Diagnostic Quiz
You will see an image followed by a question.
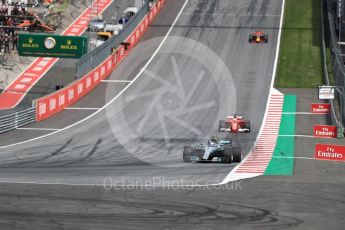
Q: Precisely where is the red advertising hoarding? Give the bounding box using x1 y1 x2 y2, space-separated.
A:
311 103 330 114
313 125 337 138
315 144 345 161
35 0 166 121
0 0 113 110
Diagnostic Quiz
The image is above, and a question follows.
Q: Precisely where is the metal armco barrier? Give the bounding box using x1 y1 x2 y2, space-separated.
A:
321 0 340 126
0 107 36 134
325 0 345 125
35 0 166 121
77 0 152 78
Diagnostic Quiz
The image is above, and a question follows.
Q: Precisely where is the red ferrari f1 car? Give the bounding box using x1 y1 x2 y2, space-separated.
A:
248 31 268 43
219 115 251 133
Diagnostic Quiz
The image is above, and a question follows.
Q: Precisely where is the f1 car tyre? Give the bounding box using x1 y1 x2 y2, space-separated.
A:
219 120 226 132
244 120 251 132
248 35 253 43
183 146 192 163
223 146 233 163
232 147 242 163
264 34 268 43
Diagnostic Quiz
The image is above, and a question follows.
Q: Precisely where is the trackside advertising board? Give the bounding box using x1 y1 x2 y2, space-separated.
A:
0 0 113 110
318 85 335 99
313 125 337 138
18 34 88 58
35 0 166 121
311 103 330 114
315 144 345 161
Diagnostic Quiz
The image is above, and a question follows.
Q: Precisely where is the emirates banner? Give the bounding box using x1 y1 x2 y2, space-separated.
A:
313 125 337 138
311 103 330 114
315 144 345 161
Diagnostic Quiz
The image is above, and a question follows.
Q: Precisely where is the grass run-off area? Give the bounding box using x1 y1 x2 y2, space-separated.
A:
275 0 323 88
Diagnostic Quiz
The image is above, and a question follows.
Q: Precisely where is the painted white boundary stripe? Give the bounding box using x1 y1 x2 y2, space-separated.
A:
101 80 133 83
223 91 283 180
65 107 100 110
181 13 281 17
0 0 289 187
222 0 286 183
0 0 190 150
0 180 228 187
16 128 61 131
234 93 284 173
273 156 345 161
282 112 328 115
279 134 334 138
279 134 310 137
279 134 313 137
0 0 226 188
272 156 315 160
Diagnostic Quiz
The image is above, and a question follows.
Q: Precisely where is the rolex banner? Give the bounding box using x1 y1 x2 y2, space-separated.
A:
18 34 88 59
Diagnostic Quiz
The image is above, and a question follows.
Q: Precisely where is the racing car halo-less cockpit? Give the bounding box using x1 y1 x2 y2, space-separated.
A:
249 31 268 43
119 7 138 24
183 136 242 163
219 115 251 133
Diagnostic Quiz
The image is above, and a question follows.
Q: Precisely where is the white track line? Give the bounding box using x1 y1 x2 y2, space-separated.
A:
16 128 61 131
0 0 189 150
279 134 334 138
272 156 315 160
0 181 101 186
282 112 329 115
181 13 281 17
101 80 133 83
222 0 286 183
0 180 228 187
65 107 100 110
271 156 344 161
268 0 286 105
279 134 314 137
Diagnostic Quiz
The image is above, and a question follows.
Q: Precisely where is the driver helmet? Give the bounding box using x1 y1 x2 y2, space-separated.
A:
208 135 218 147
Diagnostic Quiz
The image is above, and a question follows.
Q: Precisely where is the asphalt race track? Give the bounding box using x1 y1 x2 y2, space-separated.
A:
0 0 344 229
0 0 281 183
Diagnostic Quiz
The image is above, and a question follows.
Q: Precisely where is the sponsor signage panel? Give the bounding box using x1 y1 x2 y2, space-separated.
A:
18 34 88 58
35 0 166 121
311 103 330 114
315 144 345 161
313 125 337 138
318 85 335 100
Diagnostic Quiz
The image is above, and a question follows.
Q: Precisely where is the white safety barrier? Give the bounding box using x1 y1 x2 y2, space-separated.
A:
0 107 36 134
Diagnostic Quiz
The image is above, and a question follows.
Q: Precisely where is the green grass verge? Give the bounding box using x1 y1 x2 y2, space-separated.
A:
275 0 323 88
265 95 296 175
